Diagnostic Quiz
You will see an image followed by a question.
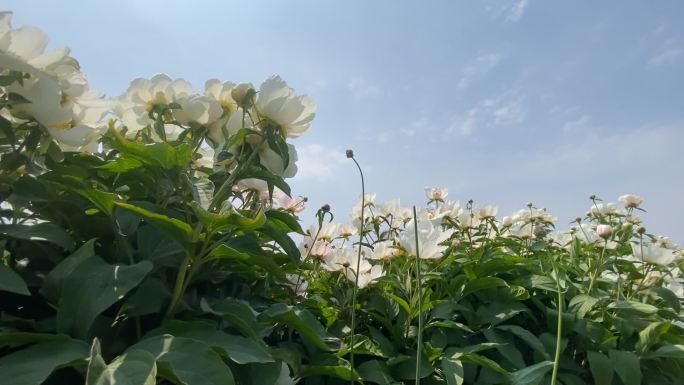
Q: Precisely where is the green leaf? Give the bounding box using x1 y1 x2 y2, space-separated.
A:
0 339 89 385
509 361 554 385
243 362 294 385
110 131 193 169
642 344 684 359
389 354 434 380
149 320 273 364
114 201 194 252
265 210 304 234
131 334 235 385
483 329 526 369
299 364 353 381
190 202 266 233
260 303 340 351
497 325 551 360
357 360 395 385
587 351 613 385
258 222 301 262
86 339 157 385
98 155 143 172
568 294 599 319
0 333 68 348
41 239 96 303
57 256 152 338
0 264 30 295
460 353 510 376
200 298 261 340
608 300 659 314
441 356 464 385
609 350 642 385
637 322 671 353
461 277 509 297
0 223 74 251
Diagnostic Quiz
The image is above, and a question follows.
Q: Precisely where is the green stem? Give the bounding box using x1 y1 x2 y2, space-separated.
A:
348 154 365 385
209 139 262 211
587 241 607 293
165 254 191 318
550 274 563 385
413 206 424 385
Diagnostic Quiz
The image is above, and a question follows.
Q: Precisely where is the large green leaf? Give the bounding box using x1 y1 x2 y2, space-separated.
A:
86 339 156 385
0 223 74 251
149 320 273 364
260 303 340 351
258 222 301 262
587 351 613 385
389 354 434 380
642 344 684 359
243 362 294 385
114 201 194 252
110 130 193 169
265 210 304 234
131 334 235 385
0 339 89 385
0 264 30 295
461 277 509 297
56 256 152 338
497 325 550 360
483 329 525 369
637 322 671 353
200 298 262 340
441 356 464 385
609 350 642 385
509 361 554 385
608 300 658 314
41 239 96 302
0 333 68 348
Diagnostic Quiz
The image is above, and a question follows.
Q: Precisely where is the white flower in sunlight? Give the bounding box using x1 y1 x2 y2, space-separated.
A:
438 200 463 220
573 224 600 244
654 236 676 250
323 247 371 273
425 186 448 201
304 239 333 260
477 204 498 220
232 178 270 201
457 212 480 230
618 194 643 209
632 243 676 266
352 265 384 289
336 223 358 238
370 240 397 261
399 219 453 259
286 274 308 297
512 208 557 224
256 75 316 138
548 232 572 247
501 216 514 228
208 108 253 147
351 193 377 219
589 203 621 217
252 140 298 178
174 94 222 126
307 222 338 241
509 224 535 240
205 79 238 114
596 224 612 239
115 74 193 132
378 199 401 218
0 12 79 78
274 190 306 213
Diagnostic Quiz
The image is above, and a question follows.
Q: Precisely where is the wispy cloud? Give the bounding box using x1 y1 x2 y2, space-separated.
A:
649 43 682 66
506 0 530 23
348 77 381 99
562 114 591 131
447 93 526 136
457 53 502 89
486 0 530 23
292 144 347 182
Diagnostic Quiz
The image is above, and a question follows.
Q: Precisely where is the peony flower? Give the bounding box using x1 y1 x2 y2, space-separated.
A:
353 265 384 289
632 243 676 266
307 222 338 241
425 187 448 201
370 240 397 261
477 204 498 220
457 212 480 230
174 94 222 127
336 223 358 238
274 191 305 213
256 76 316 138
399 219 453 259
618 194 643 209
323 247 371 274
589 203 621 217
286 274 308 296
501 216 514 228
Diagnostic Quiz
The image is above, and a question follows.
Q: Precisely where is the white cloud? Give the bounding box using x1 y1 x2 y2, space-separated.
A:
649 45 682 66
292 144 347 182
506 0 530 23
562 114 590 131
447 93 526 136
348 77 381 99
457 53 502 89
400 117 430 137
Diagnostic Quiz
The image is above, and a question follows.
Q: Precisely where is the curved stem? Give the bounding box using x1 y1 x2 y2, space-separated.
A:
550 270 563 385
165 253 191 318
348 154 365 385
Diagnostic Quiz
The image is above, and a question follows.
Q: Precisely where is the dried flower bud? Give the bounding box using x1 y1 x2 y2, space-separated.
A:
321 204 331 212
346 149 354 158
589 194 597 200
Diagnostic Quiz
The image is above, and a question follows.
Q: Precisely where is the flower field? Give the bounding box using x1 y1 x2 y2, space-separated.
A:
1 11 683 385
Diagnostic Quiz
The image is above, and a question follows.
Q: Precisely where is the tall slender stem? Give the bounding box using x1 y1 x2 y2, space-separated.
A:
413 206 424 385
348 151 365 385
165 254 191 318
550 269 563 385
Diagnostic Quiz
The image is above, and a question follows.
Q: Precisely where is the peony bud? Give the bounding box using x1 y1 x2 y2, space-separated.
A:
502 216 513 228
231 83 256 109
596 224 612 239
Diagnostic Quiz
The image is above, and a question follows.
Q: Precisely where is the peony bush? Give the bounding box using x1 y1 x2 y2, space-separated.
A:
1 11 683 385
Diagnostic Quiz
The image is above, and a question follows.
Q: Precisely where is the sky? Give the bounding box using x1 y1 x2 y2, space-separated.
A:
5 0 684 242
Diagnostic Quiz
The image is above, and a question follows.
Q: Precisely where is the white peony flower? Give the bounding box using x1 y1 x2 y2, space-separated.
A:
425 187 448 201
618 194 643 209
399 219 453 259
174 94 222 126
370 240 397 261
353 265 384 289
477 204 499 220
336 223 358 238
256 75 316 138
632 243 676 266
457 212 480 230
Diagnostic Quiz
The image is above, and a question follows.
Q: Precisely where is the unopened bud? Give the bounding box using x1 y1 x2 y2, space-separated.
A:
526 202 533 208
589 194 597 200
321 204 330 212
231 83 256 109
637 226 646 235
596 224 612 239
346 149 354 158
502 216 513 228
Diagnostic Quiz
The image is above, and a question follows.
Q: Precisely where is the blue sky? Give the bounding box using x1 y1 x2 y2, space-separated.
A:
6 0 684 241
